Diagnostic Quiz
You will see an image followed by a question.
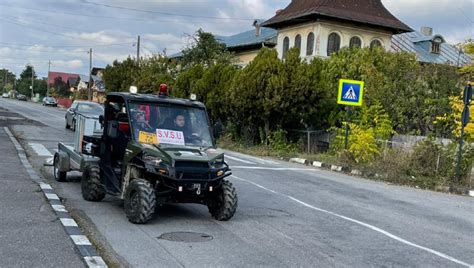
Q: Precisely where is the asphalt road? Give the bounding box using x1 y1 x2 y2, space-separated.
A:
1 97 473 268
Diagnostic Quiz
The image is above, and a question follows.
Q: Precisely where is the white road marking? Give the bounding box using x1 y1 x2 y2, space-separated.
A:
225 155 256 165
84 256 108 268
225 151 278 165
232 175 473 268
52 204 67 212
60 218 78 227
39 182 52 190
28 143 53 157
70 235 92 246
232 166 318 171
45 193 59 200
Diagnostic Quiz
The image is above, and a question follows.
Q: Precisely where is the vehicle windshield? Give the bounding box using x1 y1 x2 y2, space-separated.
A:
77 103 104 113
128 102 213 148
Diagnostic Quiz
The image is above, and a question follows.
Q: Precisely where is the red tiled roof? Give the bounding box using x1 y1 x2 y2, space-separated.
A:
261 0 412 33
48 72 80 85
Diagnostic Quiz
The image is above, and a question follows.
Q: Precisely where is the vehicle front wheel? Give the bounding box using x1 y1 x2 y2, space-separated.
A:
53 154 67 182
65 118 70 129
124 179 156 224
207 180 238 221
81 164 105 202
71 119 76 131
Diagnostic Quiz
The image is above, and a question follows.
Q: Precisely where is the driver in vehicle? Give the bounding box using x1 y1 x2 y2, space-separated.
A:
172 114 197 139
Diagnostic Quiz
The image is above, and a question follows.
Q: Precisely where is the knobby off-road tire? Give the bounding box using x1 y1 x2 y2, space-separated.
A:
208 180 238 221
81 164 106 202
53 154 67 182
124 179 157 224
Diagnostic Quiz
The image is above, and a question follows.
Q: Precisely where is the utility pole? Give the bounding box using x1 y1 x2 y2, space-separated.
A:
46 60 51 96
30 66 34 100
3 70 6 93
88 48 92 101
136 35 141 66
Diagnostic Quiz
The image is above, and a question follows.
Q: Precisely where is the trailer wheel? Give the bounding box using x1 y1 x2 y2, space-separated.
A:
208 180 238 221
81 164 105 202
53 154 67 182
124 179 156 224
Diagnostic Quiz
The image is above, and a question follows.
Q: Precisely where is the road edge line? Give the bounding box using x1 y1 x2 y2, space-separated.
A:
4 127 108 268
231 175 473 268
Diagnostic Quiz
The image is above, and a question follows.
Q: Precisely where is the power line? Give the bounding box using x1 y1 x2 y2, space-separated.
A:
0 41 135 49
0 2 251 23
81 0 255 21
0 17 135 47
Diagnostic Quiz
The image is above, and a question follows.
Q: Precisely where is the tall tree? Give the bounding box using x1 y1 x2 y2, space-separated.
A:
180 29 234 67
0 68 16 91
16 65 36 96
103 57 139 93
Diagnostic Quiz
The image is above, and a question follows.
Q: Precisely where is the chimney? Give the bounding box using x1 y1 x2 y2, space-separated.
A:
253 20 261 37
420 26 433 36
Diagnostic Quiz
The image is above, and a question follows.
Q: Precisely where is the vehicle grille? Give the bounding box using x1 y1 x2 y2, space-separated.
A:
177 171 210 180
174 161 209 168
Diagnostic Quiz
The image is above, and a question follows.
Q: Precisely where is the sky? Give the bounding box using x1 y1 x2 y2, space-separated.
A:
0 0 472 78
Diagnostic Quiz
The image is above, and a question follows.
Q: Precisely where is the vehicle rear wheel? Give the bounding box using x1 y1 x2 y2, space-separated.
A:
81 164 105 202
65 118 70 129
124 179 156 224
53 154 67 182
208 180 238 221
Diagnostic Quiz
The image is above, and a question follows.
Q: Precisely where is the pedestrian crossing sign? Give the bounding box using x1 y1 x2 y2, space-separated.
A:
337 79 364 106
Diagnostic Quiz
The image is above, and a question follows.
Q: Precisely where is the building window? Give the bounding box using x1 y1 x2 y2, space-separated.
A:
327 33 341 55
295 35 301 51
431 43 441 54
370 39 382 48
431 37 443 54
349 36 362 48
306 33 315 56
283 36 290 56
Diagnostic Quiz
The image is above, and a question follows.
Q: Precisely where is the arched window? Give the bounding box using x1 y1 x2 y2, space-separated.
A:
306 32 315 56
349 36 362 48
295 35 301 51
370 39 382 48
283 36 290 56
327 33 341 55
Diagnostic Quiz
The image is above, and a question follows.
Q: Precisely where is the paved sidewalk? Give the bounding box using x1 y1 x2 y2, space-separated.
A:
0 128 84 267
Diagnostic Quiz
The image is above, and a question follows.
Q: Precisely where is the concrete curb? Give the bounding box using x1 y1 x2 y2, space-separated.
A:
285 155 473 197
4 127 108 268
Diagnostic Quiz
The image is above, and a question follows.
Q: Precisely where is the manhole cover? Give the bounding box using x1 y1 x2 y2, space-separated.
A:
158 232 213 242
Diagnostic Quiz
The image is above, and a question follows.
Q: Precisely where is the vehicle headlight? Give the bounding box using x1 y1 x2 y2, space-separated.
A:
210 155 225 169
143 155 164 166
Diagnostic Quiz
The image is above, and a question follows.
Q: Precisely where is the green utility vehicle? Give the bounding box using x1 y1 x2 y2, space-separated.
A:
54 87 237 224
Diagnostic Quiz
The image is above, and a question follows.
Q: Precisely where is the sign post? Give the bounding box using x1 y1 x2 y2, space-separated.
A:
337 79 365 149
456 84 472 181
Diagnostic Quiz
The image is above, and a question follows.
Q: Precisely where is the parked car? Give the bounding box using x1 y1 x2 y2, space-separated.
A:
42 96 58 107
65 101 104 131
17 94 27 101
2 93 9 98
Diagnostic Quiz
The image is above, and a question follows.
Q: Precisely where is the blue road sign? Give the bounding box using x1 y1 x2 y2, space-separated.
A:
337 79 365 106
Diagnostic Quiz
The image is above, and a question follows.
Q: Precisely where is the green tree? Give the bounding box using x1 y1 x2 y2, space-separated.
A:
180 29 234 67
103 57 139 93
174 64 205 98
17 65 36 96
230 48 287 143
0 68 16 92
193 63 238 121
137 56 177 93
